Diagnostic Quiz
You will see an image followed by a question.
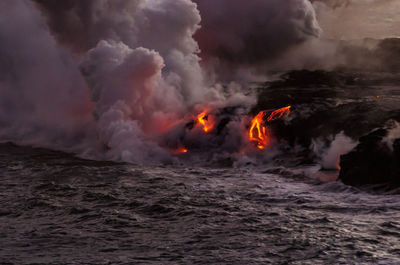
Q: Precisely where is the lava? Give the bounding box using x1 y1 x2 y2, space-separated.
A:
172 147 188 155
249 111 269 149
267 106 291 122
197 110 214 133
249 106 291 150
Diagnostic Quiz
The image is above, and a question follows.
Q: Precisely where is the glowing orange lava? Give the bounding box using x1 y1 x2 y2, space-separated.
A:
197 111 214 133
267 106 291 122
249 111 269 149
172 147 188 155
249 106 291 150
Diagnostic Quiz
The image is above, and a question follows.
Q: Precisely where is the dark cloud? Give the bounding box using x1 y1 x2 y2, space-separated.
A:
194 0 321 64
33 0 143 52
0 0 92 147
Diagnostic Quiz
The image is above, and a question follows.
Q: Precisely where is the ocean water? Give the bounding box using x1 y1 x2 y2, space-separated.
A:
1 143 400 264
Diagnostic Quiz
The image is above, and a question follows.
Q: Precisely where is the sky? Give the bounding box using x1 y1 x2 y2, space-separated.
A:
314 0 400 39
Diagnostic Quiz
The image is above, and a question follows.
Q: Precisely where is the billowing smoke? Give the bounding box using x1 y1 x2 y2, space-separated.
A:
195 0 320 63
32 0 213 163
35 0 206 104
81 41 176 162
33 0 144 53
255 0 400 73
383 121 400 151
0 0 205 162
312 132 357 170
0 0 93 150
193 0 321 80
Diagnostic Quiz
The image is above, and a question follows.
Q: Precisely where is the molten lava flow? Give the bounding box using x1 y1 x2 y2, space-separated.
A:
249 111 269 149
249 106 291 150
267 106 291 122
197 111 214 133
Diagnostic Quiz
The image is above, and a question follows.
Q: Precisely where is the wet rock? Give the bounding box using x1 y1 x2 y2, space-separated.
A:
339 129 400 189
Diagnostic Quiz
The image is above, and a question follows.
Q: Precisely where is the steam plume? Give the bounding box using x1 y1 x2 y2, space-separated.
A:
0 0 92 149
195 0 320 64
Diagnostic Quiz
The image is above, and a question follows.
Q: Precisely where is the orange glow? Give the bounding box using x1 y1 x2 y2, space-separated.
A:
249 106 291 150
197 111 214 133
267 106 291 122
172 147 188 155
249 111 269 149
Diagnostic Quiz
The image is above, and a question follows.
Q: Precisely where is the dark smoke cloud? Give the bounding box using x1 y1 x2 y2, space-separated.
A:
34 0 323 79
35 0 321 63
0 0 93 148
33 0 143 52
194 0 321 64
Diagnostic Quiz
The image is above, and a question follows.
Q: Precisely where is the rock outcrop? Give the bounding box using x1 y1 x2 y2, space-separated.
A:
339 129 400 189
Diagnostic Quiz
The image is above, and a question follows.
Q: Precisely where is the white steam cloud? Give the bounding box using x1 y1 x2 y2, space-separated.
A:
312 132 357 169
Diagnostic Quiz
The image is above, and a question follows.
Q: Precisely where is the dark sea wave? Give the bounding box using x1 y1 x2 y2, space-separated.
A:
1 143 400 264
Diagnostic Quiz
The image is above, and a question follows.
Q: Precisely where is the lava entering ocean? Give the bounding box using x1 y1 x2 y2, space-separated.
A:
168 106 291 156
249 106 291 150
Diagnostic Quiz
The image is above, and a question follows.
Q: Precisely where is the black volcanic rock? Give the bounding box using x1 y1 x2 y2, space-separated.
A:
253 70 400 149
276 70 356 88
375 38 400 72
339 129 400 189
